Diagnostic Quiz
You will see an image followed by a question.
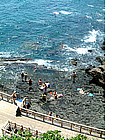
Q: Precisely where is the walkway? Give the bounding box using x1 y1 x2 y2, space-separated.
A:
0 100 103 140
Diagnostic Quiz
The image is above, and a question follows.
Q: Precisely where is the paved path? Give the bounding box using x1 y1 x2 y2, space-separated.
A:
0 100 102 140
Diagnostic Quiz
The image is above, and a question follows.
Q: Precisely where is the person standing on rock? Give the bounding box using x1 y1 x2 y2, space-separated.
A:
71 71 77 83
24 72 28 82
28 78 32 91
43 83 47 95
21 72 24 82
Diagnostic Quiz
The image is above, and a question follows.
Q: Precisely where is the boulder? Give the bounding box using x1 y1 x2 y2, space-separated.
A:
95 56 105 65
101 40 105 50
85 65 105 89
70 59 78 66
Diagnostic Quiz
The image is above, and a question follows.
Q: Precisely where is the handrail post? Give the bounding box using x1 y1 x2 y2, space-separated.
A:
2 129 4 136
89 128 92 135
61 121 63 127
100 131 102 138
34 112 35 119
43 116 45 122
26 109 28 116
7 96 9 102
52 118 54 124
80 126 82 133
0 93 2 100
70 123 72 130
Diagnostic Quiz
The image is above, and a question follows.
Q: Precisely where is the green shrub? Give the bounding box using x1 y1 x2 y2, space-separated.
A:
0 130 90 140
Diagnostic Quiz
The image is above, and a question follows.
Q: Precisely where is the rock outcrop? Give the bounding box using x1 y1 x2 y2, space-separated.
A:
85 64 105 89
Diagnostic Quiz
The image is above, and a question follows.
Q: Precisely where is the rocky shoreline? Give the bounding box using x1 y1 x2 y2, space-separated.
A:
0 52 105 129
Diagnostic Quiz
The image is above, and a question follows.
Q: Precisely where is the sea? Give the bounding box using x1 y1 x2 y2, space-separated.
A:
0 0 105 72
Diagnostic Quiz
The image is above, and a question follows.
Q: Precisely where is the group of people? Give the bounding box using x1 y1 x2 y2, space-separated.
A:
10 89 32 116
41 90 63 102
21 72 33 91
38 79 50 101
16 70 76 118
21 70 77 93
21 72 28 82
23 101 31 109
38 79 63 102
7 123 39 137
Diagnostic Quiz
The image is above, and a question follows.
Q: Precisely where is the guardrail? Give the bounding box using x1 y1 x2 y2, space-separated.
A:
0 91 12 103
0 91 105 139
20 107 105 139
1 121 41 137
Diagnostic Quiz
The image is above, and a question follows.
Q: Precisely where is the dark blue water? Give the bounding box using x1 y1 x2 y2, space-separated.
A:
0 0 105 71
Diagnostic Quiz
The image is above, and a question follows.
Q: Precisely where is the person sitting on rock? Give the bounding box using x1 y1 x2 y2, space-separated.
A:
53 91 58 99
79 89 85 94
41 93 47 102
38 78 42 86
49 90 53 95
45 81 50 88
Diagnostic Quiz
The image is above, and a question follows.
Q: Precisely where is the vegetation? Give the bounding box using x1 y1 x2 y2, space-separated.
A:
0 130 92 140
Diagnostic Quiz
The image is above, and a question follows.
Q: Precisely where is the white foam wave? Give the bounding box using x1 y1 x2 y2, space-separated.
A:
28 19 46 24
75 48 89 55
62 44 75 52
86 15 92 19
59 10 72 15
28 59 53 66
53 11 60 15
53 11 72 16
0 66 5 71
28 58 75 72
83 29 99 43
97 19 103 22
96 13 102 16
0 52 12 58
87 5 94 8
62 44 91 55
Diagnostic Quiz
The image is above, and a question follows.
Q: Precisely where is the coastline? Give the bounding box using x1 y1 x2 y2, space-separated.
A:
0 55 105 129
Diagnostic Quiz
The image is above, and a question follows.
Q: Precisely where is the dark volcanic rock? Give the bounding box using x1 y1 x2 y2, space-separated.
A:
70 59 78 66
95 56 105 65
0 60 105 129
101 40 105 50
85 65 105 89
